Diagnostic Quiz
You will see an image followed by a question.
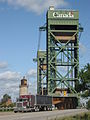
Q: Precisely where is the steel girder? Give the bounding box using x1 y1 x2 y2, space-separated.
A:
37 51 47 95
47 28 79 95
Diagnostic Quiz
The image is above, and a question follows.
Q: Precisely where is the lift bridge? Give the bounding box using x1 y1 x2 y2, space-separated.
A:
34 7 83 109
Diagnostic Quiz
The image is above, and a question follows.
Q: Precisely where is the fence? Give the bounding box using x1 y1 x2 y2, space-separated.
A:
0 107 14 112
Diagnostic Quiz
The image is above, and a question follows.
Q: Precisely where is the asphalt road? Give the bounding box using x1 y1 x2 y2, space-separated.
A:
0 109 88 120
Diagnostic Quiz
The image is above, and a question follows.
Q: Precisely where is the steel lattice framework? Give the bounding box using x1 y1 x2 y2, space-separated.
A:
46 9 79 95
37 51 47 95
36 8 83 97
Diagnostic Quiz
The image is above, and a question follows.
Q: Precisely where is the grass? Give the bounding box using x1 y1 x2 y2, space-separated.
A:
51 112 90 120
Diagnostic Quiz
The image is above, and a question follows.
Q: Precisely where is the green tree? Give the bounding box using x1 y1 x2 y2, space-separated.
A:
77 63 90 92
87 99 90 110
1 94 11 103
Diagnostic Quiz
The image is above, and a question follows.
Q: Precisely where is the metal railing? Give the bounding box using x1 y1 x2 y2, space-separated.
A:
0 107 14 112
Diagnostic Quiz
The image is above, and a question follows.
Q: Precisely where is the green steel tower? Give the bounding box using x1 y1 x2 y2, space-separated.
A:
46 7 79 95
36 7 83 99
37 51 47 95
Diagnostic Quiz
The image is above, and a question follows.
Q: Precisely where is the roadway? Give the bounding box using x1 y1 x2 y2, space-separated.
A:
0 109 88 120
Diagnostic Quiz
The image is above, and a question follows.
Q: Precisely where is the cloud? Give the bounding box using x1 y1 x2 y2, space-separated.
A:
0 71 21 100
0 71 21 80
0 0 68 14
27 69 37 78
0 68 37 100
0 61 8 69
79 42 86 56
25 69 37 94
3 82 19 95
5 82 19 88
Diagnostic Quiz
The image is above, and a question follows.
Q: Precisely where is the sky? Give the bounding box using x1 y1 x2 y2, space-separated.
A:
0 0 90 101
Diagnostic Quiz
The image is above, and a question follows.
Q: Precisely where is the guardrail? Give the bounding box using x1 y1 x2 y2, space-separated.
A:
0 107 14 112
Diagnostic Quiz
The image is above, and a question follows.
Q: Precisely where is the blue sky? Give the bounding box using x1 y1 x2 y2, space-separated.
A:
0 0 90 100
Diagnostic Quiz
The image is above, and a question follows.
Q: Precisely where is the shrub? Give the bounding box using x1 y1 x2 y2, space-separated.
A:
87 99 90 110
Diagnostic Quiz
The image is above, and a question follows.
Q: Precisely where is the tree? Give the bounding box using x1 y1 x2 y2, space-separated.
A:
77 63 90 92
81 90 90 97
87 99 90 110
1 94 11 103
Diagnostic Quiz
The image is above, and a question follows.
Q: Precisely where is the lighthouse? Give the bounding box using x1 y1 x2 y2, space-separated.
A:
19 76 29 96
